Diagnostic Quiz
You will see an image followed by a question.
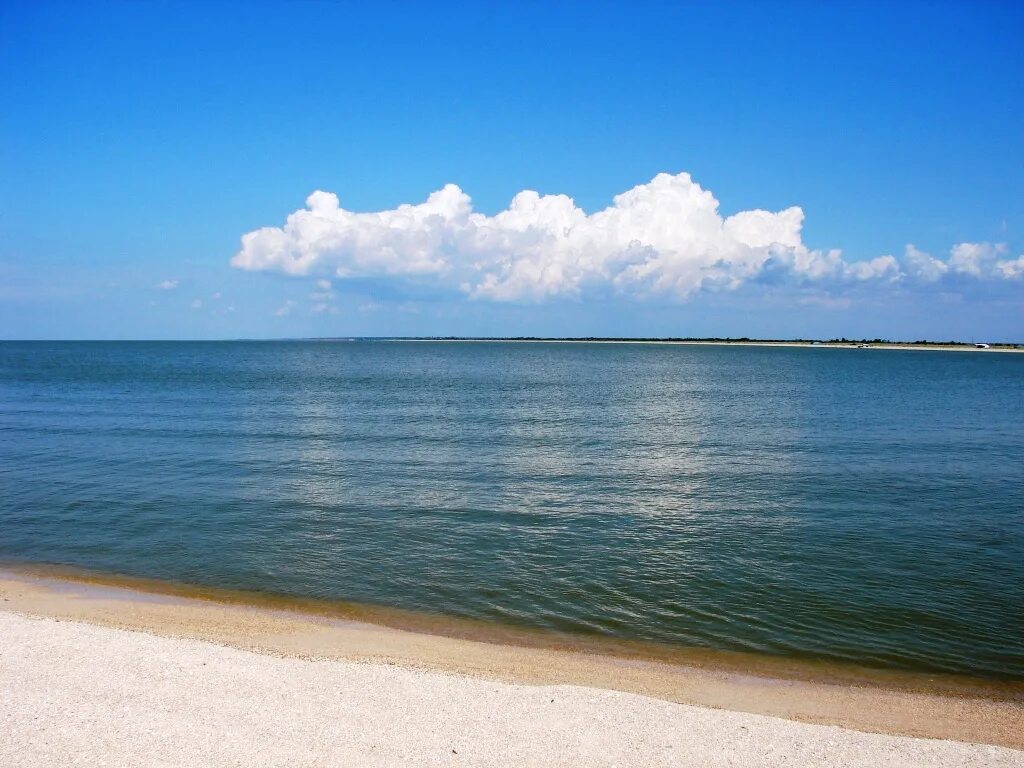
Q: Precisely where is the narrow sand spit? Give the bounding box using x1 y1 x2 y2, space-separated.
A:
0 613 1020 768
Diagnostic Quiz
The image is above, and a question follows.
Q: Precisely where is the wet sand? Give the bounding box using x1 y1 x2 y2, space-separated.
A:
1 567 1022 764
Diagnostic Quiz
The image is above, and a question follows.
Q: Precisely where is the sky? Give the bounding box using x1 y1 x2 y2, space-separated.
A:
1 1 1022 341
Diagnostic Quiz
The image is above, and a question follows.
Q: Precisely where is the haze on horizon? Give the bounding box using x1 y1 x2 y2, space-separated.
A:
1 1 1021 341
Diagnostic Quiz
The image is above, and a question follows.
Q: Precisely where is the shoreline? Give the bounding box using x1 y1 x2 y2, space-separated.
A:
5 338 1023 352
2 566 1021 750
386 338 1024 352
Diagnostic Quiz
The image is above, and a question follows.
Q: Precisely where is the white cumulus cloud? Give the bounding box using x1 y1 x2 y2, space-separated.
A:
156 279 179 290
902 245 948 282
231 173 1021 302
996 255 1024 279
902 242 1023 282
948 242 1006 277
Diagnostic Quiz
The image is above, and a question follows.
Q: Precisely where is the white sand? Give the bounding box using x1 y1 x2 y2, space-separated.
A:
1 612 1019 767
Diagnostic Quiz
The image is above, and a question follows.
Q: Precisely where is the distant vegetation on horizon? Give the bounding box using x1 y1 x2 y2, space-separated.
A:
370 337 1023 348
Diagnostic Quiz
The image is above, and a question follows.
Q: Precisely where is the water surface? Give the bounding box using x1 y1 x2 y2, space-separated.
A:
1 341 1021 678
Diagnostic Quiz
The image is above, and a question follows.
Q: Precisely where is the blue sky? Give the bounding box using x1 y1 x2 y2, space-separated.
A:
1 1 1022 340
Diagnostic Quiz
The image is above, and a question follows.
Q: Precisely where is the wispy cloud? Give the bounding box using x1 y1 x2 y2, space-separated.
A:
309 280 335 303
156 279 179 291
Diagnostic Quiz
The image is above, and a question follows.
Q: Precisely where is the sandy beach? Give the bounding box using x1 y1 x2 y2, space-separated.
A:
1 570 1021 766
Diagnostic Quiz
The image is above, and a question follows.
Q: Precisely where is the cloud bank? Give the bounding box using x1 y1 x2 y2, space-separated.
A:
231 173 1021 302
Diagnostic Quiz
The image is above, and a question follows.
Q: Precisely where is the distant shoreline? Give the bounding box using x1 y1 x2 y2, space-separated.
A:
383 337 1024 352
4 338 1023 351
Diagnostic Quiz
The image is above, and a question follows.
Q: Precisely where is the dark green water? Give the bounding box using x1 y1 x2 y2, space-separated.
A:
1 340 1022 678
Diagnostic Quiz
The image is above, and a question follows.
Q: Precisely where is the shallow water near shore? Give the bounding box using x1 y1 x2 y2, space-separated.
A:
4 563 1022 705
1 340 1022 679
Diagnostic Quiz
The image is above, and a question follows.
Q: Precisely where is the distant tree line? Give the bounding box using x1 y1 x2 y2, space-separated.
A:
396 336 1022 347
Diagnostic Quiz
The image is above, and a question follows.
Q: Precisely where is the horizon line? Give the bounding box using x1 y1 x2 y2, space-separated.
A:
2 336 1021 346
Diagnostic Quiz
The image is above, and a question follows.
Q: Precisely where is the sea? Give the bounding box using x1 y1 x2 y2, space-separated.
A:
1 340 1022 679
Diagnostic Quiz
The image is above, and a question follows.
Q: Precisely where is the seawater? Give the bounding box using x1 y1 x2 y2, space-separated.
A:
1 340 1022 679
